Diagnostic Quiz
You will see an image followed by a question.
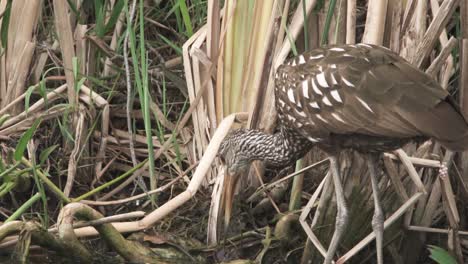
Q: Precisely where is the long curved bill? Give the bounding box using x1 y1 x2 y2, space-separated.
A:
220 166 241 230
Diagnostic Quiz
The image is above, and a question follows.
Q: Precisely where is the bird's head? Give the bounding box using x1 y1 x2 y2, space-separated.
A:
218 128 256 228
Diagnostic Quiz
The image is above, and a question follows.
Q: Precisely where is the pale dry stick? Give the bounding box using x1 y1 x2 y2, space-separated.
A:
398 1 418 61
299 174 329 258
206 0 220 133
79 85 110 177
183 26 208 163
221 0 236 114
74 25 87 74
452 163 468 195
150 100 176 130
53 0 77 104
439 155 460 225
247 1 282 128
0 221 24 241
0 79 61 116
214 4 228 122
124 0 139 168
110 129 162 147
111 106 176 131
430 0 455 88
419 171 444 227
0 106 67 136
415 1 428 42
426 37 458 77
190 30 211 163
388 0 402 53
208 167 224 244
401 0 417 35
0 1 6 104
31 41 59 83
251 163 282 214
247 158 329 202
346 0 356 44
394 149 427 193
301 174 335 263
411 0 460 68
103 2 125 76
0 84 66 129
211 1 242 119
438 153 463 261
362 0 388 45
337 192 424 263
83 162 198 206
383 153 441 168
49 211 146 231
460 2 468 230
408 225 468 236
96 165 149 202
310 171 334 230
461 0 468 116
241 0 277 119
399 1 426 61
383 156 410 203
4 1 40 112
64 105 86 197
93 153 119 184
5 43 35 114
188 58 212 116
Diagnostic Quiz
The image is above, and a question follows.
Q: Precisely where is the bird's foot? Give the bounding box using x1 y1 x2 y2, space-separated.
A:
438 162 448 180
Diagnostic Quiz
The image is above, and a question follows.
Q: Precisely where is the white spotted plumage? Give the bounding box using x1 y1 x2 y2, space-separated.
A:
312 80 323 95
356 96 374 113
302 80 309 98
316 72 329 88
330 90 342 103
287 88 295 103
330 47 346 52
341 76 355 87
322 96 332 106
309 102 320 109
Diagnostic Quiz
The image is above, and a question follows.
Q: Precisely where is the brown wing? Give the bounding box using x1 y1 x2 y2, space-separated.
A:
275 43 468 149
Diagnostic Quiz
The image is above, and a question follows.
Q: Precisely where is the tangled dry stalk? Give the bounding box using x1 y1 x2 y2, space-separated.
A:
0 0 467 263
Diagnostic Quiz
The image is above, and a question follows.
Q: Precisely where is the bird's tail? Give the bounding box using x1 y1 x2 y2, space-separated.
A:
425 98 468 152
438 132 468 152
398 97 468 152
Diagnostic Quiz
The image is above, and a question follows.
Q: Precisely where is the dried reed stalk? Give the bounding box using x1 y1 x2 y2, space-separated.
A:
362 0 388 44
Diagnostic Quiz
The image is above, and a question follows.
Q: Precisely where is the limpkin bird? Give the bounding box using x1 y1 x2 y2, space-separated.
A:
218 43 468 264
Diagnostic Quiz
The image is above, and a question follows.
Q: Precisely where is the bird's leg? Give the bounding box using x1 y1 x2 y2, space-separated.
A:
324 155 348 264
366 153 384 264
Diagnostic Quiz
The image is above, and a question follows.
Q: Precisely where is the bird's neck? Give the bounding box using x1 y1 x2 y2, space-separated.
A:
249 125 314 167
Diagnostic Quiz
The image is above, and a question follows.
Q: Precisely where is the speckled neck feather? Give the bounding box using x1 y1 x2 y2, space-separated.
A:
220 126 314 168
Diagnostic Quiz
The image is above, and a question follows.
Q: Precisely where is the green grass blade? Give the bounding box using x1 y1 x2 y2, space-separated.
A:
159 34 183 55
14 119 41 161
428 245 457 264
177 0 193 37
5 193 41 223
321 0 337 46
105 0 125 33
